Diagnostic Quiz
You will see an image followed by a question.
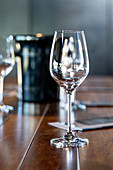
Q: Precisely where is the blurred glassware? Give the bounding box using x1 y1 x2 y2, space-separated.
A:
0 36 15 113
60 87 86 110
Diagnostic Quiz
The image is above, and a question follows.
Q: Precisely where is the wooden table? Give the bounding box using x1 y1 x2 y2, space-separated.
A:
1 76 113 170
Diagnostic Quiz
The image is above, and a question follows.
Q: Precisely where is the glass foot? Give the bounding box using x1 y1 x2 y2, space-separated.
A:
72 102 86 110
50 136 89 148
0 105 14 113
5 105 14 111
60 102 86 111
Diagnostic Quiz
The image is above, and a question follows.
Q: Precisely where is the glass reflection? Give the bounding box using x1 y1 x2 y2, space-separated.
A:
66 147 80 170
17 100 40 116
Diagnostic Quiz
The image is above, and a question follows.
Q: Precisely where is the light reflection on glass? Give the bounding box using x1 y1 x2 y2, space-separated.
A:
16 43 21 51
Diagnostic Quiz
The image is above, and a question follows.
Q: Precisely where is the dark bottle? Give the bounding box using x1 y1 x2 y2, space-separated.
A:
14 34 59 102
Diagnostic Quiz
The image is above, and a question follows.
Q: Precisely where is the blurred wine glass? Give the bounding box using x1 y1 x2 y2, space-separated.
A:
0 36 15 113
50 30 89 148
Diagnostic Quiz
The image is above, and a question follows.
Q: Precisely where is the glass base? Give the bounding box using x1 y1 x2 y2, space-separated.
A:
72 102 86 110
60 102 86 111
0 104 14 113
50 135 89 148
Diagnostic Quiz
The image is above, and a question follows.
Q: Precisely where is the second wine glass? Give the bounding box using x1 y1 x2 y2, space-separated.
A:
0 36 15 113
50 30 89 148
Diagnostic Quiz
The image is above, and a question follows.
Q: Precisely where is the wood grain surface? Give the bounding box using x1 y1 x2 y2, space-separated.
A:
1 76 113 170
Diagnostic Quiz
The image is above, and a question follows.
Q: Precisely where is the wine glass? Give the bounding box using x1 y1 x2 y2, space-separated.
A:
50 30 89 148
0 36 15 113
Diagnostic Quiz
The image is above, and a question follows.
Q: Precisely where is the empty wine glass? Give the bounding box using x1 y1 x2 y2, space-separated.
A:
0 36 15 113
50 30 89 148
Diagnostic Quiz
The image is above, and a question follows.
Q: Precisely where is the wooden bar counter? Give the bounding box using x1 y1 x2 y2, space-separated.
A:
1 76 113 170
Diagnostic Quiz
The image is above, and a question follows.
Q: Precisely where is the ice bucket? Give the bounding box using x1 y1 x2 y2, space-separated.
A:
14 34 59 102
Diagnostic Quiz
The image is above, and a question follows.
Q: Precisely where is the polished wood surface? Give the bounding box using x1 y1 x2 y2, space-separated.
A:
1 76 113 170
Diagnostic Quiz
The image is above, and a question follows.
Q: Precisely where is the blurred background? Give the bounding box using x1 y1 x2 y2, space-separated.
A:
0 0 113 75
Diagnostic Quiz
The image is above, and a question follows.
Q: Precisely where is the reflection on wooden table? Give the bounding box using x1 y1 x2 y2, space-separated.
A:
0 76 113 169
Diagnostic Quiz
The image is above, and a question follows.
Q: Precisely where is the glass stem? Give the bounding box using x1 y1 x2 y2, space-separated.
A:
67 93 72 133
74 89 77 120
0 76 4 105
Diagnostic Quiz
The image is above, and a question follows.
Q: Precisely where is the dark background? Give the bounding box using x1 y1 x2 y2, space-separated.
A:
0 0 113 75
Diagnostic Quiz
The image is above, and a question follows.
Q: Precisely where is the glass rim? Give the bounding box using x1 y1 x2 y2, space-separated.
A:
55 30 84 34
